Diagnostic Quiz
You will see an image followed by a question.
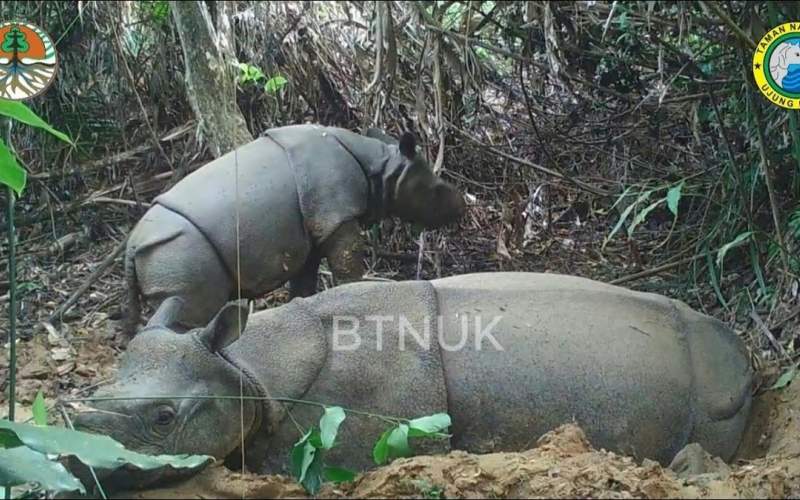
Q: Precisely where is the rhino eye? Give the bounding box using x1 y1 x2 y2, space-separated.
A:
154 406 176 426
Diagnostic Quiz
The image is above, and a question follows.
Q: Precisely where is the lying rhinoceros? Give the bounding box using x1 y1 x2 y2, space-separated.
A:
77 272 753 474
124 124 465 334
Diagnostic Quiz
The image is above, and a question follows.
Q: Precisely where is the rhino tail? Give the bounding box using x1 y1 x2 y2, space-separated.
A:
124 245 142 338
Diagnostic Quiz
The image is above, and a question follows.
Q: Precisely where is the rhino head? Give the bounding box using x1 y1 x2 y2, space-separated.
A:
366 128 466 229
74 298 259 460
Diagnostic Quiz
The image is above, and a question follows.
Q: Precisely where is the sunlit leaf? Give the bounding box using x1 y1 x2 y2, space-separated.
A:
716 231 753 269
0 447 85 494
666 181 684 216
32 391 47 427
0 100 72 144
0 138 25 195
770 365 797 390
319 406 345 450
0 419 211 472
407 413 451 438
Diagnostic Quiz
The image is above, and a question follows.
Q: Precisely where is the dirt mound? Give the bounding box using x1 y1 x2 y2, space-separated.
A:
116 382 800 499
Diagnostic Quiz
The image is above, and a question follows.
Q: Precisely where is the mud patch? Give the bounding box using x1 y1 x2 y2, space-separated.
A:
115 384 800 499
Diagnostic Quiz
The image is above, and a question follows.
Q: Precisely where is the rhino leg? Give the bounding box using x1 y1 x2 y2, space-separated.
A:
288 249 321 298
319 219 366 285
134 224 234 330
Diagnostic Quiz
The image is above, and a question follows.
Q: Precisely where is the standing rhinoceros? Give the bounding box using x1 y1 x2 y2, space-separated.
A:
77 272 753 474
124 124 465 335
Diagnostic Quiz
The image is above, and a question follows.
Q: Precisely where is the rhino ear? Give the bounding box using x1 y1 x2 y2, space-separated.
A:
147 296 185 329
399 132 417 158
198 300 250 352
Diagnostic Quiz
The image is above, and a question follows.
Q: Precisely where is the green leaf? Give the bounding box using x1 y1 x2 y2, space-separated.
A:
627 198 665 237
666 181 684 216
32 391 47 427
0 419 212 472
265 75 288 93
387 424 411 458
0 446 85 494
319 406 346 450
770 365 797 390
372 428 392 465
290 429 313 480
0 138 25 195
716 231 753 269
407 413 451 438
0 100 72 144
323 466 357 484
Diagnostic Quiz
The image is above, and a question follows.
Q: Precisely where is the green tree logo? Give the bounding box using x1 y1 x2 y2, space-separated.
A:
0 21 58 101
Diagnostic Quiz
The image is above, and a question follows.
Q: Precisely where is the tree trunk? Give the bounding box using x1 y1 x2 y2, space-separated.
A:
171 0 252 158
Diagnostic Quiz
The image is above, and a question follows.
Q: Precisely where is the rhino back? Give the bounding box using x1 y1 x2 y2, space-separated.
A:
263 125 371 243
154 137 310 295
431 272 748 464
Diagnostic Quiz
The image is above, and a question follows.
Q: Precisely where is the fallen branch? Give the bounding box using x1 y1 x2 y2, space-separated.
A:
609 254 703 285
48 237 128 324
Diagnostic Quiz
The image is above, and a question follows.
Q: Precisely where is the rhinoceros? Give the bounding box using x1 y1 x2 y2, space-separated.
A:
124 124 465 335
77 272 753 475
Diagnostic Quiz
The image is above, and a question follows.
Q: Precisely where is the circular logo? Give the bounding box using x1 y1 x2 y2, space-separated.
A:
0 21 58 101
753 22 800 109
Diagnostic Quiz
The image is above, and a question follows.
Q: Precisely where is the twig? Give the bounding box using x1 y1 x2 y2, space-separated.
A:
448 123 611 197
81 197 152 208
609 253 703 285
48 237 128 324
749 309 791 361
750 84 790 275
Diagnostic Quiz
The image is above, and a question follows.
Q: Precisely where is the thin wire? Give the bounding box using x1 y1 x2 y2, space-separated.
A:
234 147 246 498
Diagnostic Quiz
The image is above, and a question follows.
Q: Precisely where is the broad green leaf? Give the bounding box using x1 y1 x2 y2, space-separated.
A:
716 231 753 268
372 428 392 465
0 447 85 494
265 75 288 93
627 198 664 237
319 406 345 450
407 413 452 437
770 365 797 390
323 466 357 484
387 424 411 458
0 419 211 472
0 139 25 195
0 100 72 144
290 429 313 480
666 181 684 216
32 391 47 427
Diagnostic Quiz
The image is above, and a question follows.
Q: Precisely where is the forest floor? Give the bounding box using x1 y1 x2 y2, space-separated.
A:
1 200 799 498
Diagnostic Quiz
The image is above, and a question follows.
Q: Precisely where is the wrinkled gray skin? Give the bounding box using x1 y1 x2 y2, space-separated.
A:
124 124 465 335
78 272 753 476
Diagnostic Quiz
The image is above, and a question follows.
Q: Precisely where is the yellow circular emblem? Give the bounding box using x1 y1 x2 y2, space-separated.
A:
753 22 800 109
0 21 58 101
